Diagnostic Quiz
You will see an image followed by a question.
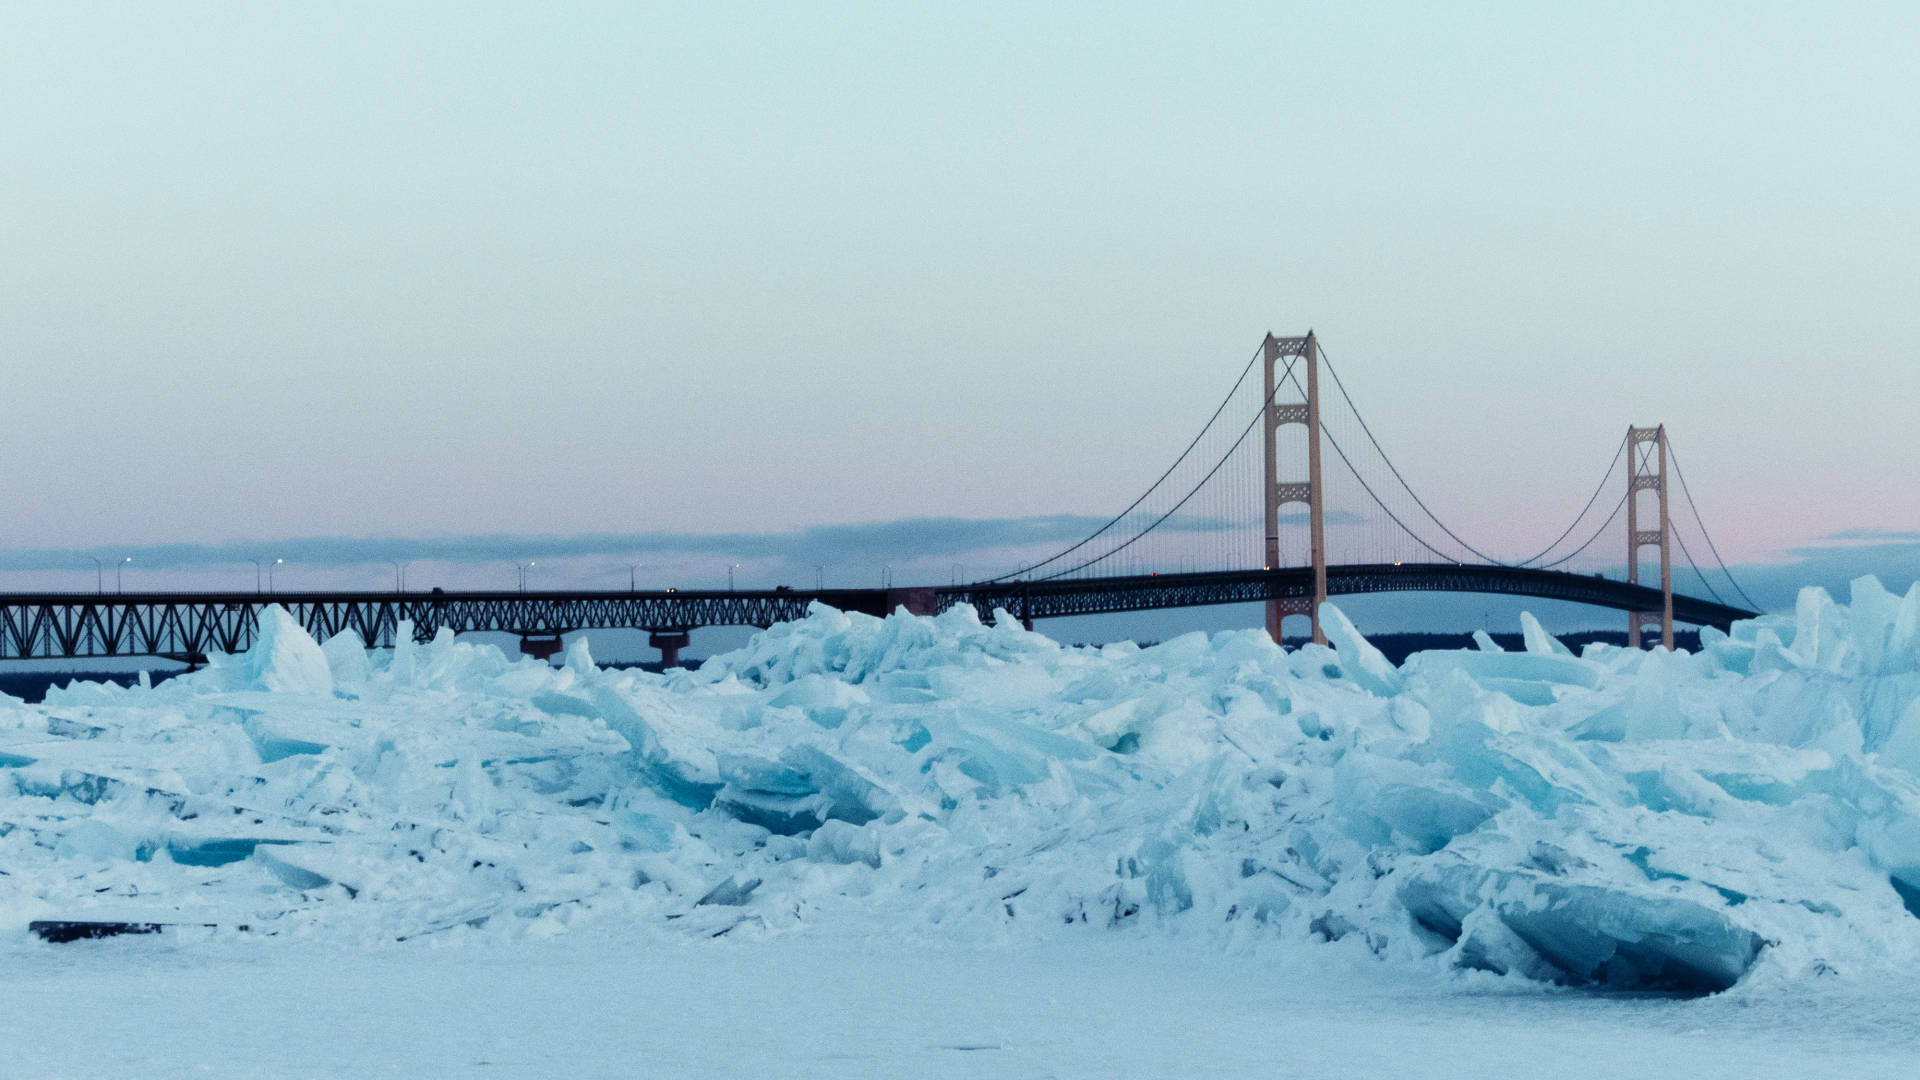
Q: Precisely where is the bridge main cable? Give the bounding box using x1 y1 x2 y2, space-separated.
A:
1029 350 1302 581
1663 436 1762 611
1314 350 1634 569
985 339 1271 583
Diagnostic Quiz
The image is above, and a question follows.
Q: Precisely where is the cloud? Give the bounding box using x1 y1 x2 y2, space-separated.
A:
0 514 1265 573
1644 537 1920 616
1591 538 1920 616
1750 538 1920 602
1822 527 1920 543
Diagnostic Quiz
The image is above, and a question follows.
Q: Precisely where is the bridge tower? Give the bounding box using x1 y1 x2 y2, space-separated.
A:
1262 331 1327 646
1625 424 1674 649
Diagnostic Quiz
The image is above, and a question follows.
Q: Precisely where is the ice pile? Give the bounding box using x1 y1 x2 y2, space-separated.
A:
5 580 1920 993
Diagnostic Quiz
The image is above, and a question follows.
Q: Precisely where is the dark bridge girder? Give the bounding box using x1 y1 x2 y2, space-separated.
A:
0 565 1755 663
940 563 1756 630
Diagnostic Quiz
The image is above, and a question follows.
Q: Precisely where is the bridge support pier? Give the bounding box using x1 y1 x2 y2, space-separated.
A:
650 630 692 669
518 633 565 662
1625 424 1674 650
1263 331 1327 647
884 588 938 617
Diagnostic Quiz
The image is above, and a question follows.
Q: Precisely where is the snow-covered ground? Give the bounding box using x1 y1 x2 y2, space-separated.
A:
4 578 1920 1074
8 934 1920 1079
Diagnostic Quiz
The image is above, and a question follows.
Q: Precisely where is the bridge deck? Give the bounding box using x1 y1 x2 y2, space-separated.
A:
946 563 1755 629
0 564 1756 661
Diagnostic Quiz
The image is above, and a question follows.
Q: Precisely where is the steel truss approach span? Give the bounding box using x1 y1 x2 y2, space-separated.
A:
0 565 1755 663
0 589 886 663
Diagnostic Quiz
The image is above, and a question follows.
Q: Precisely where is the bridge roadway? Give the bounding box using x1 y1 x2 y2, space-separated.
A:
0 563 1757 664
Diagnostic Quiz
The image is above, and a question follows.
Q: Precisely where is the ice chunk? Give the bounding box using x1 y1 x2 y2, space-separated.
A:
1790 586 1850 672
1334 755 1503 854
780 744 897 826
696 874 761 907
1877 697 1920 776
389 619 418 683
166 837 271 867
321 629 372 686
1519 612 1575 657
255 848 337 892
565 636 596 675
767 675 869 728
1401 862 1764 994
1318 602 1402 696
245 606 333 696
807 819 883 868
56 820 146 863
1407 649 1599 709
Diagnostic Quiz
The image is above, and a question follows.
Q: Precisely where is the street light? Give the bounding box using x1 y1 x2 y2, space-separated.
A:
727 563 740 591
250 558 264 593
270 558 283 594
514 561 536 592
628 563 641 592
87 556 103 594
391 561 409 593
117 556 131 594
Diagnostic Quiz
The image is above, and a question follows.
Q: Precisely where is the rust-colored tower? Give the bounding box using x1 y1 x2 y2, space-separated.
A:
1262 332 1327 645
1625 424 1673 649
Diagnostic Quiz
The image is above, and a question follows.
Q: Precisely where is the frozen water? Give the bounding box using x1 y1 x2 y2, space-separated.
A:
6 585 1920 996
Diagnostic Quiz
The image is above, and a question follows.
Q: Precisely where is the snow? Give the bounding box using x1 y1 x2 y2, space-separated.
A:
7 935 1920 1079
4 578 1920 1010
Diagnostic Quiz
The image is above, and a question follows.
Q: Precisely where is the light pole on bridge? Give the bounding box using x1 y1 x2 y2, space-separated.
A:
727 563 740 592
87 556 103 594
391 562 409 593
117 556 131 594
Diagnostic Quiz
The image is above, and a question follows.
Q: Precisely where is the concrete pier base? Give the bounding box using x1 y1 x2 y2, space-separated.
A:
649 630 692 669
518 634 564 661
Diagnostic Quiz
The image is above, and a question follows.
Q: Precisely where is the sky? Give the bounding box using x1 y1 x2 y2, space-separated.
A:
2 2 1917 645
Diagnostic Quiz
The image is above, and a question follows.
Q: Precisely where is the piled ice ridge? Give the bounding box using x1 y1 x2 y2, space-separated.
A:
6 581 1920 993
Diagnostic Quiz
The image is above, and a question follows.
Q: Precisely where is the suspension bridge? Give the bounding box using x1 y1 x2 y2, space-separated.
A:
0 331 1760 666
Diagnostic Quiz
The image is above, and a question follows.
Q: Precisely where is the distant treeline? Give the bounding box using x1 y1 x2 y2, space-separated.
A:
1315 629 1703 666
0 670 182 703
1082 629 1703 667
